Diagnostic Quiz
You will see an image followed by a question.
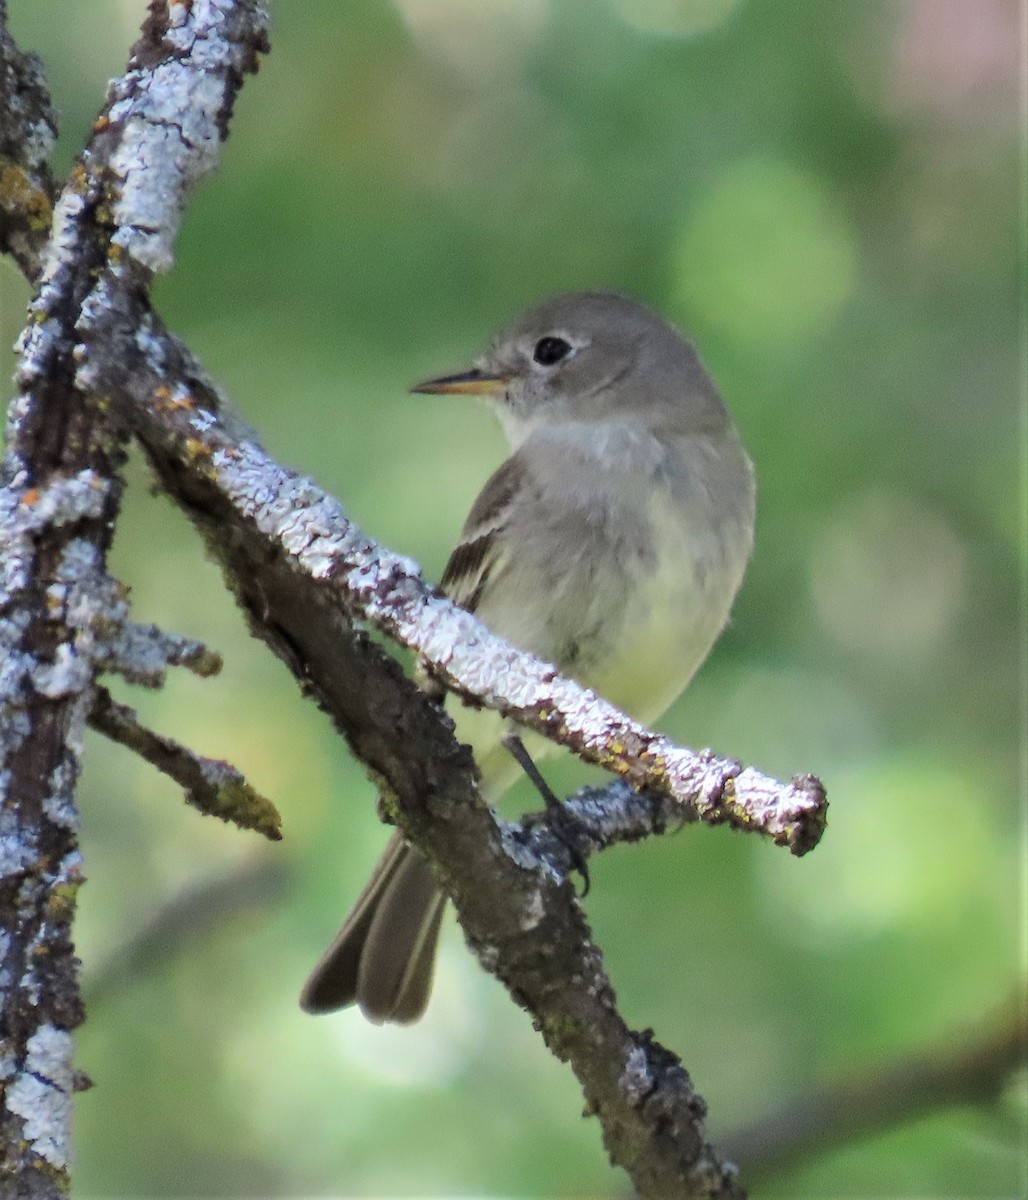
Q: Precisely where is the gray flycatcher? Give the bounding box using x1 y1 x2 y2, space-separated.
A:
300 291 756 1024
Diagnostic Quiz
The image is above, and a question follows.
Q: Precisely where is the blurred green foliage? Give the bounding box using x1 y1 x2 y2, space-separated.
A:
2 0 1025 1196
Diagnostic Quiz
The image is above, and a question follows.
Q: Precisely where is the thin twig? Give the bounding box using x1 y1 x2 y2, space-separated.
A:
89 687 282 841
723 999 1028 1182
84 856 290 1009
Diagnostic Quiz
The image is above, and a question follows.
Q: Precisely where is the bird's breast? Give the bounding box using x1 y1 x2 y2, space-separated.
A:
582 483 752 725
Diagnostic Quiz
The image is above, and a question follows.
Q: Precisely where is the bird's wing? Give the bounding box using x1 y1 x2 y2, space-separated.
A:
440 453 531 613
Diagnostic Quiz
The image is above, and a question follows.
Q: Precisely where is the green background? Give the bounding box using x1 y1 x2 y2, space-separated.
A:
2 0 1025 1195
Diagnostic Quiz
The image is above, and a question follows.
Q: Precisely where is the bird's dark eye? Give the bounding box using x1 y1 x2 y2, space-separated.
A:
533 335 572 366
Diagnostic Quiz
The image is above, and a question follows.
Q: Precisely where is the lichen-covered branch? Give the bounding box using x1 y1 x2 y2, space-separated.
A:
504 776 719 878
0 3 268 1194
89 688 281 841
0 0 57 280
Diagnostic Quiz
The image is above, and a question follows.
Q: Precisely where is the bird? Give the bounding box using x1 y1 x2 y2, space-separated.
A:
300 291 756 1024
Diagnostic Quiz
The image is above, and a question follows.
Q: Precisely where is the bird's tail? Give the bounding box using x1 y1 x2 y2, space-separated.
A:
301 706 540 1023
299 830 445 1024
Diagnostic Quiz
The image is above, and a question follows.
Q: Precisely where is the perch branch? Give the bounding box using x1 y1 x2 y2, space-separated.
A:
97 333 826 856
505 776 723 880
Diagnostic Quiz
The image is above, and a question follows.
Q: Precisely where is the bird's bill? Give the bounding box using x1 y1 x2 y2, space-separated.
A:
409 369 506 396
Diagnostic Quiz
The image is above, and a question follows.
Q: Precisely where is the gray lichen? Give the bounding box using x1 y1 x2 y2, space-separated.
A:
3 1026 75 1168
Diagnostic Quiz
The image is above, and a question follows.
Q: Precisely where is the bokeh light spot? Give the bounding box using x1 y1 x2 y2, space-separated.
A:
395 0 548 83
810 489 969 661
610 0 741 39
326 939 484 1087
714 666 879 779
759 760 1000 946
672 158 857 351
431 90 583 230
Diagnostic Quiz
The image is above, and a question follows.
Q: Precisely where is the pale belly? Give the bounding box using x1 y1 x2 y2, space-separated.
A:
596 543 741 726
448 499 750 802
